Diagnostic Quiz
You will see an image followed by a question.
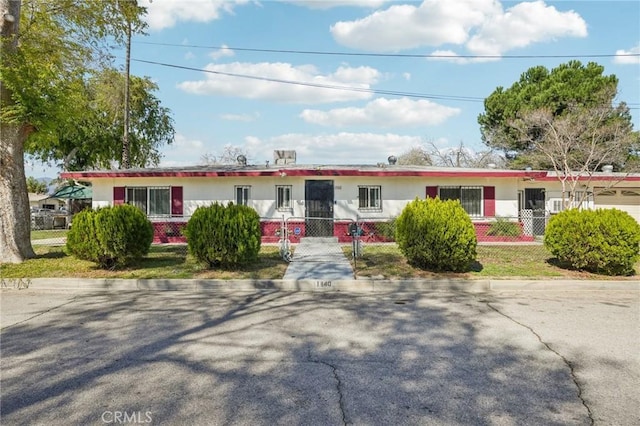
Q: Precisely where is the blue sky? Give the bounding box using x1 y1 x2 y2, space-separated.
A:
28 0 640 176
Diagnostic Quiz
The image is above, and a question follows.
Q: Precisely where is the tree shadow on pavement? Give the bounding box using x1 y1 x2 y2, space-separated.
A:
1 290 589 425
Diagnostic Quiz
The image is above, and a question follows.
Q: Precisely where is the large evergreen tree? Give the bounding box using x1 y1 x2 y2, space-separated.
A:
478 61 634 169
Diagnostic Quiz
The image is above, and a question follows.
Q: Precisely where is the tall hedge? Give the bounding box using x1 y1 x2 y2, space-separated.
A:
395 197 477 272
544 208 640 275
66 204 154 269
184 202 261 268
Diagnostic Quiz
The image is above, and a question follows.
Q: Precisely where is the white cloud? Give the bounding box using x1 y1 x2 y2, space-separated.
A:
209 45 235 60
244 132 424 164
300 97 460 128
177 62 380 104
284 1 390 10
140 0 250 31
220 113 259 122
331 0 498 51
159 133 205 167
427 49 498 64
466 1 587 56
613 44 640 65
330 0 587 57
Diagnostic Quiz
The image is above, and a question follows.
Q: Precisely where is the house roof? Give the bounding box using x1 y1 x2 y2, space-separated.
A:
28 192 52 202
61 164 640 181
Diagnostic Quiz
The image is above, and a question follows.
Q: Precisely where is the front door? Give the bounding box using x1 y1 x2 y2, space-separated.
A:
305 180 334 237
524 188 546 235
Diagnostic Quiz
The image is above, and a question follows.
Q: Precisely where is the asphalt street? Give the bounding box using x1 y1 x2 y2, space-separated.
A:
1 288 638 425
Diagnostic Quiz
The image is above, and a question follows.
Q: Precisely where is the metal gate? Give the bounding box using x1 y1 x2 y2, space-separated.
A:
278 216 362 263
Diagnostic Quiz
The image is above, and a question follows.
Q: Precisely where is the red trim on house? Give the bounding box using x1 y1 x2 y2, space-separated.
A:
425 186 438 198
113 187 125 205
171 186 183 216
483 186 495 217
62 169 547 179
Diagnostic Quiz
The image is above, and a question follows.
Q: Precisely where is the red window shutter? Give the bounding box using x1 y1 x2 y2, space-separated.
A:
425 186 438 198
483 186 495 217
113 187 125 205
171 186 183 216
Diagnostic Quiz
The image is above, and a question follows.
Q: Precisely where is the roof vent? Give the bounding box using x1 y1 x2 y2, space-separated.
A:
274 150 296 165
237 155 247 166
388 155 397 165
602 164 614 173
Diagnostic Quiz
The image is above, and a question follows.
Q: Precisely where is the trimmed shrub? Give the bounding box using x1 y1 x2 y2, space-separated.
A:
487 217 522 237
66 204 154 269
395 197 477 272
184 202 261 268
544 208 640 276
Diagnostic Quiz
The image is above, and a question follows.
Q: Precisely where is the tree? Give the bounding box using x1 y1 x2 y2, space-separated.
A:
396 142 505 168
396 147 432 166
477 61 632 169
1 0 147 263
26 68 175 171
507 93 636 208
201 145 249 165
425 141 506 168
26 176 47 194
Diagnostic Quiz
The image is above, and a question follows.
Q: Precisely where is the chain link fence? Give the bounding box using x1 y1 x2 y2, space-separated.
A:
28 213 558 278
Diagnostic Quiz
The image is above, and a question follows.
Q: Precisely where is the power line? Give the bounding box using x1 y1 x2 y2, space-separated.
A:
134 40 640 60
131 58 486 103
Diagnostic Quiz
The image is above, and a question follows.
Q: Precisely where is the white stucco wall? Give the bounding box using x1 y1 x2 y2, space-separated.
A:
88 175 522 221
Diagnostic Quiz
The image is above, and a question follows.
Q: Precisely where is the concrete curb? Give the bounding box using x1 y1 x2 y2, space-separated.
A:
1 278 638 292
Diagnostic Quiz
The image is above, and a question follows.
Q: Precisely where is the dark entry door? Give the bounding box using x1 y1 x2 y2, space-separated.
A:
524 188 546 235
305 180 334 237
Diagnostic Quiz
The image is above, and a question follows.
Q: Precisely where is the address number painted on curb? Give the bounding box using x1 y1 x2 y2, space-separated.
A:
316 281 332 288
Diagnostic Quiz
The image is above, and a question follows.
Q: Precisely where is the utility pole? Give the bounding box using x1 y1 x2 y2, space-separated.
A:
122 18 131 169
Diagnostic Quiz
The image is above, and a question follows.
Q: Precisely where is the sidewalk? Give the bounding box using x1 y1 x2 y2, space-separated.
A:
282 237 355 280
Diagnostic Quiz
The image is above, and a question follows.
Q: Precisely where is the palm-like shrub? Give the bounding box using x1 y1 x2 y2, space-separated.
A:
395 197 477 272
66 204 154 269
184 202 261 268
544 208 640 275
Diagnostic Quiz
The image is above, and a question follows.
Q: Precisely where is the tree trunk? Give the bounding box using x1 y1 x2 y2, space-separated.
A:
1 0 35 263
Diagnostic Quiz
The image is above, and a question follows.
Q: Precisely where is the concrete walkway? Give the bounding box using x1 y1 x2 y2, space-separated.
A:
283 237 355 280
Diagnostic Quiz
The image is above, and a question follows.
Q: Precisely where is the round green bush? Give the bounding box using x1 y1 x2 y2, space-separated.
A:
184 202 261 268
544 208 640 276
66 204 154 269
395 197 477 272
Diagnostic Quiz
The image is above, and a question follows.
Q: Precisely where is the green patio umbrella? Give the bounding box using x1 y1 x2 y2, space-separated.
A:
49 185 92 199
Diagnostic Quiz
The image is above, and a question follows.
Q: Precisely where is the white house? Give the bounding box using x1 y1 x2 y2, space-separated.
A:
61 152 640 244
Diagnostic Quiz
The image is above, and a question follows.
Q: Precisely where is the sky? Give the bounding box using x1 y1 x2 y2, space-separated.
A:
27 0 640 177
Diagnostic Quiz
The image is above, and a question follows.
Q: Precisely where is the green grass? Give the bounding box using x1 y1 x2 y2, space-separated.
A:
347 244 640 280
30 229 68 240
0 245 287 280
2 242 638 280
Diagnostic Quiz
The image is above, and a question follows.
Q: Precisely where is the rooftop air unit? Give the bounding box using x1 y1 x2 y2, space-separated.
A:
274 150 296 165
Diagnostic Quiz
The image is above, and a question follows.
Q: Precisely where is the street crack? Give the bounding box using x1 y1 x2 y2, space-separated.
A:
485 302 594 426
309 356 347 425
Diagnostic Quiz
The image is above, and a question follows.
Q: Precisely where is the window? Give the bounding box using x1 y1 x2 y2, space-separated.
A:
621 189 640 197
358 186 381 210
126 187 170 217
276 185 292 211
235 186 250 206
439 186 482 216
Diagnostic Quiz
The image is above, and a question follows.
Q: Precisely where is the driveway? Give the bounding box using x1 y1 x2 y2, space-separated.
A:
1 288 638 425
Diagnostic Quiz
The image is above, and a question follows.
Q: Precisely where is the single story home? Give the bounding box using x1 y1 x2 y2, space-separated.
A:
61 151 640 244
29 193 64 211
